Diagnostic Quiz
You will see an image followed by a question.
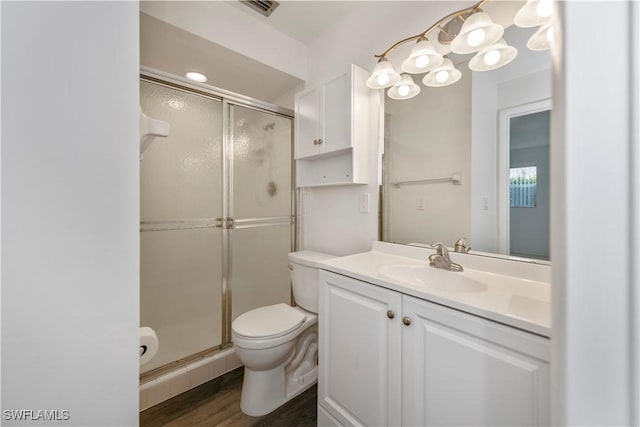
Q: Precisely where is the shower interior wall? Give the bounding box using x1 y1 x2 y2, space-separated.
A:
139 73 295 382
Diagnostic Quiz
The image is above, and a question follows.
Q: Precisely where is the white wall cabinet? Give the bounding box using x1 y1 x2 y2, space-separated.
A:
319 270 550 427
295 64 374 187
295 85 320 159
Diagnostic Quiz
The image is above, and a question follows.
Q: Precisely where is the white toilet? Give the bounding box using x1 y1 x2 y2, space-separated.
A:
232 250 335 416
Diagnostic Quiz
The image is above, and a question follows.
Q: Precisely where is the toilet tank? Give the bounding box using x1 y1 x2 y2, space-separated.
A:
288 251 336 313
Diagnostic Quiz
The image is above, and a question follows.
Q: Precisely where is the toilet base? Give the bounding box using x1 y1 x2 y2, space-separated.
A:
240 365 318 417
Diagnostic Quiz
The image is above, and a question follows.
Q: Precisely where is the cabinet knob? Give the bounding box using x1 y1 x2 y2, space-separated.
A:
313 139 318 145
402 316 412 326
289 265 293 270
387 310 395 319
317 138 323 145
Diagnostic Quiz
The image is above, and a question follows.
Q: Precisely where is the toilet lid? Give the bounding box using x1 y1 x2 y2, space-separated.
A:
232 303 305 338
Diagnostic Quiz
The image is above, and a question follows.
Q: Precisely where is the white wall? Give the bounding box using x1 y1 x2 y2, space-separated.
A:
302 1 469 255
633 3 640 423
471 25 552 253
1 3 139 426
551 1 637 424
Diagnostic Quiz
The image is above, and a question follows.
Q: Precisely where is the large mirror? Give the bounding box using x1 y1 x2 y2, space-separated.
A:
381 4 552 262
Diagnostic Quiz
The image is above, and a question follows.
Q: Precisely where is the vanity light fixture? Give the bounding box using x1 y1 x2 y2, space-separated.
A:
366 58 401 89
366 0 554 99
526 22 553 51
469 38 518 71
514 0 553 51
401 38 443 74
388 74 421 100
423 58 462 87
449 10 504 54
185 71 207 83
514 0 553 28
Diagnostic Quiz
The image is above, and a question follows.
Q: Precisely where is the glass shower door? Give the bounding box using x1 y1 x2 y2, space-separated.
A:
228 104 294 329
140 80 223 373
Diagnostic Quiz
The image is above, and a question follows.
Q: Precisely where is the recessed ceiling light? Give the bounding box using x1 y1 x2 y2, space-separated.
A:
185 72 207 83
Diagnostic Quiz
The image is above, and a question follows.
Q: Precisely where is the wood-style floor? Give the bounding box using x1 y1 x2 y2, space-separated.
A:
140 368 317 427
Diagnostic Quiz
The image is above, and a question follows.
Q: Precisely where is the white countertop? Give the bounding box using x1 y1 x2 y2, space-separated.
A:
319 242 551 337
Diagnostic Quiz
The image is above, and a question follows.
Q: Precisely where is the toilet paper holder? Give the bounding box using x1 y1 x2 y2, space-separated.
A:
139 326 159 365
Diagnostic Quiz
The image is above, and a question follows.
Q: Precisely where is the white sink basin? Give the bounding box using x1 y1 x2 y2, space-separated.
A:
378 264 489 293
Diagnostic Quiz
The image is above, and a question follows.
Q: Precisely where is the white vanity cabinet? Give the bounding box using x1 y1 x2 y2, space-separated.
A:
318 270 550 427
294 64 374 187
318 270 402 426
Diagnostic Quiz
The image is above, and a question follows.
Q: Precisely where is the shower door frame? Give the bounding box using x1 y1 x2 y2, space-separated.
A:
140 67 296 379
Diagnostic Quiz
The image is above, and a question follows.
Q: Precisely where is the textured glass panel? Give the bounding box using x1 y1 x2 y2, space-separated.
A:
231 105 292 219
141 228 223 373
140 80 222 220
231 225 292 321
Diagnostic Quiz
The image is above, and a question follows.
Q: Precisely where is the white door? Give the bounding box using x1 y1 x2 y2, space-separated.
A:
295 86 320 159
321 70 350 153
402 295 550 426
319 271 402 426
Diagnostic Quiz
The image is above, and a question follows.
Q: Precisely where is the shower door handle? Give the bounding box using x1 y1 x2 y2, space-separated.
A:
217 217 234 229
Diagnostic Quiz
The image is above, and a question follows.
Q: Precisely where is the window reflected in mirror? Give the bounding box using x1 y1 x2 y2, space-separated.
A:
510 166 537 208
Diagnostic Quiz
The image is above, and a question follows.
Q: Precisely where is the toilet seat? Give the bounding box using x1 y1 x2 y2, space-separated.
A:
232 304 317 351
233 303 305 339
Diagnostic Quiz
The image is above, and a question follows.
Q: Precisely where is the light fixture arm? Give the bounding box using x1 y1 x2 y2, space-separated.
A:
373 0 488 60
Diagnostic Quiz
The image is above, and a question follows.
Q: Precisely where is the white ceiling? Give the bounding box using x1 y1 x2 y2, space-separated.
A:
140 1 362 106
140 12 305 105
225 1 363 44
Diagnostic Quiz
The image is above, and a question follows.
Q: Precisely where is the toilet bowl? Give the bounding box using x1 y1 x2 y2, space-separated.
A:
232 250 335 416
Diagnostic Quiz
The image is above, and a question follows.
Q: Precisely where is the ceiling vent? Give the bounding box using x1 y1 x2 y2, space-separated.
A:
239 0 280 17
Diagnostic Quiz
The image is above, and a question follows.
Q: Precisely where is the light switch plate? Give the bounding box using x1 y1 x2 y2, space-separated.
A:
482 197 489 211
359 193 369 213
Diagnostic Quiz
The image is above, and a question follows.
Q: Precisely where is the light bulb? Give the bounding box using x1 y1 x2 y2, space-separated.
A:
186 72 207 83
536 0 553 18
546 26 554 42
377 73 390 86
415 55 430 69
397 85 410 97
436 70 449 83
467 28 485 48
484 49 501 66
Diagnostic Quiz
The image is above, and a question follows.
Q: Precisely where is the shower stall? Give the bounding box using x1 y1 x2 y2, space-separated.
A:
139 71 295 378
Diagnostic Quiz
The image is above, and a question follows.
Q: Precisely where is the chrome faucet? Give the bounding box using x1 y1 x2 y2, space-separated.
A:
454 237 471 254
429 242 464 272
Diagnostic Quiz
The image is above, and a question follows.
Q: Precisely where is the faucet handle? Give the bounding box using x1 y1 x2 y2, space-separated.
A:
454 237 470 254
430 242 448 256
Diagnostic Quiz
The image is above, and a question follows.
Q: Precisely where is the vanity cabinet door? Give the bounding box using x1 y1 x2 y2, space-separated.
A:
402 295 550 426
319 270 402 427
294 86 320 159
